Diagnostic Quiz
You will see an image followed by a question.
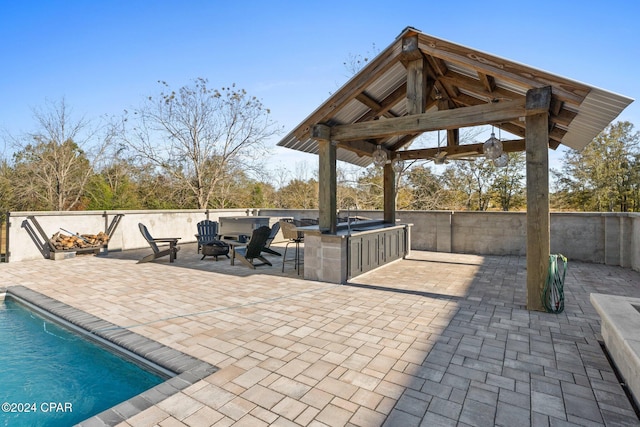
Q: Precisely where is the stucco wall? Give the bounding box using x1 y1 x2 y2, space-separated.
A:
7 209 247 262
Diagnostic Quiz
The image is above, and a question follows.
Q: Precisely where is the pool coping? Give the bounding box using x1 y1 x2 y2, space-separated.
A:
1 285 219 427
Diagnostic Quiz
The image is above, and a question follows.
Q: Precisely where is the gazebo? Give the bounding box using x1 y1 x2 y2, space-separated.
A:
277 26 633 311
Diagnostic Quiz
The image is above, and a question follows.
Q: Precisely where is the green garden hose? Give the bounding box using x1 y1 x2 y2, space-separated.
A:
542 254 567 313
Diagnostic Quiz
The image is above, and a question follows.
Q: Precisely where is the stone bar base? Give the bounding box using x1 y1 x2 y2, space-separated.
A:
302 222 411 284
303 233 348 284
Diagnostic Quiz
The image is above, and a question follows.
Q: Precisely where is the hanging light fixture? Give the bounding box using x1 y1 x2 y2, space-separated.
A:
372 144 387 167
391 153 404 173
493 153 509 167
483 126 503 160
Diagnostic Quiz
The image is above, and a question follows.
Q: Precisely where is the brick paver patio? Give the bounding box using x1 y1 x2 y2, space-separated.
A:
2 243 640 426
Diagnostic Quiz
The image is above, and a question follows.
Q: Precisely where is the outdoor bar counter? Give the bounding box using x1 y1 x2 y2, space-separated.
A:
299 220 412 284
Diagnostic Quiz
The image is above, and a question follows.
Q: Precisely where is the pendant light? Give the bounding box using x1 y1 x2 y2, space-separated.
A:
373 145 387 167
483 126 503 160
391 153 404 173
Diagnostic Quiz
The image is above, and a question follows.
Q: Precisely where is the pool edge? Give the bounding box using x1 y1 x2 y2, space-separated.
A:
5 285 219 427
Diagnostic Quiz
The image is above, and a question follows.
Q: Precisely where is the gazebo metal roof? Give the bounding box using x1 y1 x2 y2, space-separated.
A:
277 27 633 167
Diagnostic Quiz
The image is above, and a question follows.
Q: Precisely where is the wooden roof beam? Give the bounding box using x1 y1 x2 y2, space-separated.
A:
334 139 382 157
398 139 527 160
334 133 420 156
330 98 527 142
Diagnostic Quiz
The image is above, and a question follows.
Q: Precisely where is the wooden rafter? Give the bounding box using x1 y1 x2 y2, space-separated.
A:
439 72 522 104
478 72 496 93
286 27 630 173
416 34 590 105
355 83 407 122
292 39 404 142
355 92 397 119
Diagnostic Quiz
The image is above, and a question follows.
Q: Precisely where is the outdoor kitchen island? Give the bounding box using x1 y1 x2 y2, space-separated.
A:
299 220 412 284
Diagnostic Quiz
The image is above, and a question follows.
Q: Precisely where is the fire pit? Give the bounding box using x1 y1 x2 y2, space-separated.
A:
201 241 230 261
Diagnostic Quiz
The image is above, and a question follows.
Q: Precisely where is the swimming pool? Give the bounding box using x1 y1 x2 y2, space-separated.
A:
0 297 167 426
0 287 218 426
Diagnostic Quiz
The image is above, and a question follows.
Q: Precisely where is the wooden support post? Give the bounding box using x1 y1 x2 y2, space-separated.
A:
313 124 337 234
383 163 396 224
389 37 425 224
447 128 459 147
406 57 428 115
525 86 552 311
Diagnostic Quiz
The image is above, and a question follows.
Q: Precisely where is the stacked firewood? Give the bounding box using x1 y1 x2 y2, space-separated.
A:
49 231 110 251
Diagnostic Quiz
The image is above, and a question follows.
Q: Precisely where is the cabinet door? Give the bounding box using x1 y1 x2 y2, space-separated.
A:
377 233 385 264
349 237 362 277
359 234 371 274
384 229 403 261
390 229 399 259
399 228 406 255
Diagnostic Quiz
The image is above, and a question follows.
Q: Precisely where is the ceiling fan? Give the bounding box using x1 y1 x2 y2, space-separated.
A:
429 151 478 164
427 131 478 164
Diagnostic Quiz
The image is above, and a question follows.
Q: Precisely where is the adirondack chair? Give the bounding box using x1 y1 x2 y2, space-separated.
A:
195 220 219 253
231 225 273 269
261 221 281 256
138 223 181 263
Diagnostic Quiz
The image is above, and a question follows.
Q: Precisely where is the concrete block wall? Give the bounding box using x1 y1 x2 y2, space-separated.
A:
234 209 640 272
631 217 640 271
550 213 605 264
451 212 527 256
7 209 640 272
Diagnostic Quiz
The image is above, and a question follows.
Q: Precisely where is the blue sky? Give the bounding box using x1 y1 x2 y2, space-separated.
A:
1 0 638 176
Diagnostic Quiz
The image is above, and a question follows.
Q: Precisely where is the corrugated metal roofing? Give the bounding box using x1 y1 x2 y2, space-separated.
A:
278 27 633 167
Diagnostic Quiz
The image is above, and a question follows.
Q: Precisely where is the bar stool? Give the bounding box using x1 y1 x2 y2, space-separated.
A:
279 220 303 274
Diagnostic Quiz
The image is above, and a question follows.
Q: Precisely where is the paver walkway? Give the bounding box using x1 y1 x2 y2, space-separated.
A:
2 245 640 426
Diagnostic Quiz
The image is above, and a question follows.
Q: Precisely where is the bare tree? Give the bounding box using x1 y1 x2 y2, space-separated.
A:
85 141 142 209
9 98 110 210
553 121 640 211
124 78 280 209
0 157 12 215
274 162 319 208
491 152 526 211
406 165 447 210
343 43 379 77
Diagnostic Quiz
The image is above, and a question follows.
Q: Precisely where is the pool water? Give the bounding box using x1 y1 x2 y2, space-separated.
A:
0 298 166 427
